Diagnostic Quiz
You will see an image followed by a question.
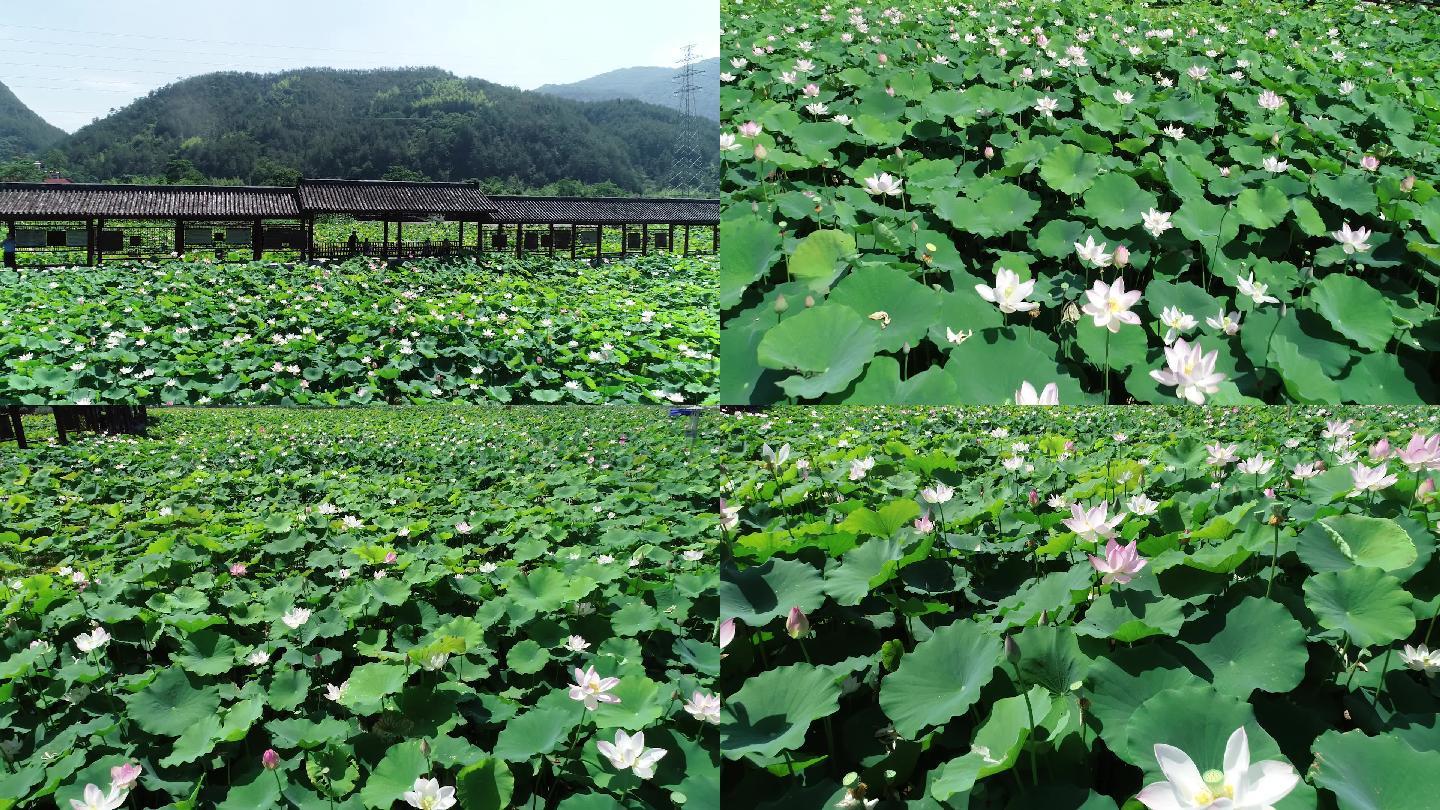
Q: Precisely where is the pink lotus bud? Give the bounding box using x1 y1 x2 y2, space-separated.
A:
1418 478 1436 503
229 563 246 577
877 53 888 65
886 86 895 96
774 294 789 313
1264 488 1276 499
1402 175 1416 192
785 606 809 639
384 551 397 564
1369 437 1392 460
1003 635 1021 664
1028 489 1039 507
719 618 737 649
754 143 768 160
984 146 995 159
1113 245 1130 268
1064 441 1075 451
262 749 280 770
1271 132 1280 146
804 295 815 307
1219 166 1231 177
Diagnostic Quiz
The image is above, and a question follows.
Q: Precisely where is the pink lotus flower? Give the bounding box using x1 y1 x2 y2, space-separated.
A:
1397 433 1440 470
738 121 762 138
1064 502 1125 542
569 666 622 710
110 762 141 791
1112 244 1130 268
801 83 820 97
913 511 934 534
1089 539 1148 585
785 607 809 639
1028 489 1040 507
1360 154 1379 171
384 551 397 564
1369 437 1392 460
229 563 247 577
1418 478 1436 504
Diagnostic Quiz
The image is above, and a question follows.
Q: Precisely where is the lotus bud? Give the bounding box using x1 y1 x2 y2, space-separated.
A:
719 618 737 649
419 739 430 758
1263 487 1275 499
1028 489 1039 507
984 146 995 159
262 749 280 770
785 606 810 639
1270 132 1280 146
877 53 888 65
774 294 789 313
754 143 768 160
1003 635 1021 664
1113 245 1130 268
804 295 815 307
1417 478 1435 504
1369 437 1391 460
1401 175 1416 192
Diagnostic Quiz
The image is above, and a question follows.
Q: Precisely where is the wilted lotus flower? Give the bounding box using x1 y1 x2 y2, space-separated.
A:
261 749 280 770
1064 503 1124 542
1136 726 1298 810
1349 462 1397 496
597 730 667 779
785 606 810 639
402 777 457 810
1089 539 1148 585
569 666 621 710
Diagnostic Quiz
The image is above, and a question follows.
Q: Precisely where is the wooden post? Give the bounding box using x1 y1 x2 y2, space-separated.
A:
595 225 603 260
175 219 185 257
3 220 12 269
668 223 676 254
252 218 262 260
683 224 691 256
54 410 68 446
6 407 24 449
548 223 555 257
712 224 719 254
642 223 649 255
516 224 524 258
479 223 486 254
304 217 315 261
85 219 94 266
570 224 577 259
96 219 105 265
620 223 628 257
396 220 404 259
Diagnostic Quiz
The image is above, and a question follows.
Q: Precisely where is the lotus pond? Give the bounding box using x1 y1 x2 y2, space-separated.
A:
0 254 718 406
717 405 1440 808
719 0 1440 404
0 406 719 809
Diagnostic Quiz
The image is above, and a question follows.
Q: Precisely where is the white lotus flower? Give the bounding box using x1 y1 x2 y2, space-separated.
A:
281 608 311 629
1235 273 1279 305
1349 462 1397 496
1206 443 1238 465
975 267 1039 313
1127 494 1160 516
1015 381 1060 405
861 173 903 196
1331 222 1373 254
1081 277 1143 332
568 665 621 710
1063 502 1125 542
1186 65 1209 80
1142 208 1174 238
1257 90 1284 110
68 784 127 810
1160 306 1197 344
1114 90 1135 104
564 635 590 652
761 443 791 466
1035 96 1059 116
1074 235 1114 268
1205 309 1242 335
683 691 721 723
402 777 457 810
1236 455 1275 476
1339 80 1356 94
921 483 955 504
1262 156 1289 173
74 627 110 654
1401 644 1439 676
1149 339 1226 405
596 730 667 779
1137 726 1299 810
1163 125 1185 139
720 133 740 152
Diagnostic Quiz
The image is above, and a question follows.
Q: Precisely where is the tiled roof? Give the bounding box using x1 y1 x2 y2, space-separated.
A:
0 183 300 218
297 179 496 215
488 196 719 224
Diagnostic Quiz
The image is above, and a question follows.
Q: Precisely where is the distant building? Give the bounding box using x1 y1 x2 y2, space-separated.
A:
43 176 73 184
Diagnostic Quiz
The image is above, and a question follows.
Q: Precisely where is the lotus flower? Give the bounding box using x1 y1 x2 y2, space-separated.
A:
921 483 954 504
1349 462 1397 496
596 730 667 779
1089 539 1148 585
1063 502 1124 542
1150 339 1226 405
720 133 740 152
737 121 762 138
1160 306 1197 344
719 498 740 531
1015 381 1059 405
684 691 721 723
1142 208 1174 238
74 627 110 653
1397 433 1440 470
861 173 904 196
761 443 791 467
719 618 737 650
1261 156 1289 173
68 784 127 810
1137 726 1298 810
1035 96 1059 116
1359 155 1379 171
281 608 311 629
1074 235 1114 268
1236 273 1279 305
569 666 621 710
402 777 457 810
262 749 280 770
1206 443 1238 465
1081 277 1142 332
1401 644 1440 676
1257 89 1284 110
1205 309 1242 335
109 763 141 792
1114 90 1135 104
975 267 1038 313
785 606 810 638
1236 455 1275 476
1331 222 1373 254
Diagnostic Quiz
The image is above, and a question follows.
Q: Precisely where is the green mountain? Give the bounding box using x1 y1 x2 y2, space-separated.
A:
49 67 718 194
536 58 720 121
0 80 66 160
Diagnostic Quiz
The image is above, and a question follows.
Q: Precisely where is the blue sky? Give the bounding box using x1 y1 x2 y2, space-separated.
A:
1 0 718 132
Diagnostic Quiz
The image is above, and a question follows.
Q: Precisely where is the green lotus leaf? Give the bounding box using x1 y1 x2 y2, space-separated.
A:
755 304 879 399
1310 730 1440 809
1297 515 1418 573
788 230 856 292
1303 567 1416 648
720 558 827 626
1040 144 1101 195
828 265 941 353
1178 596 1307 697
879 620 1002 738
359 740 428 808
125 666 223 737
455 758 514 810
721 663 841 760
931 686 1053 800
1235 185 1291 230
1082 172 1158 229
1307 274 1395 352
